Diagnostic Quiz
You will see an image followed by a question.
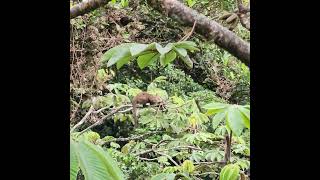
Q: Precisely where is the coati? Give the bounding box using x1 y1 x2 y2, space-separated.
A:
132 92 163 127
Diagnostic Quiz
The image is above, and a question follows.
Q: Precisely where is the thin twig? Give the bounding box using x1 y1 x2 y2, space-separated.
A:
138 157 158 161
70 105 94 133
154 151 180 166
179 20 197 41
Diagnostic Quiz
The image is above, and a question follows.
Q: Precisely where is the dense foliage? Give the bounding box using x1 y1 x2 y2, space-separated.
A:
70 0 250 179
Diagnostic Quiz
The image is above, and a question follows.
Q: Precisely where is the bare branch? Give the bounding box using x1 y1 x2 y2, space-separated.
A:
179 20 197 41
154 151 180 166
70 105 94 133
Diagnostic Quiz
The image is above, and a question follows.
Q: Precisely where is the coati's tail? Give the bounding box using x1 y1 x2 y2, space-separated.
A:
132 102 138 128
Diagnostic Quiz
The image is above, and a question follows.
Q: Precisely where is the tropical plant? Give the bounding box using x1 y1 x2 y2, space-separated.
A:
100 41 199 70
70 132 125 180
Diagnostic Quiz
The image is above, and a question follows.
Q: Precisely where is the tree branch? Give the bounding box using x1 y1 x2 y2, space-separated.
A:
70 0 106 19
70 105 94 133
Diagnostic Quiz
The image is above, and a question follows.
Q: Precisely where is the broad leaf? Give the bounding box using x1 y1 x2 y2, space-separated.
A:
174 47 187 57
70 139 79 180
174 41 199 51
107 47 132 68
101 43 134 65
212 112 225 129
238 106 250 129
116 55 132 69
77 140 125 180
156 43 173 54
129 43 148 56
137 52 160 69
226 106 245 136
179 55 193 68
220 164 240 180
163 51 177 66
204 102 230 115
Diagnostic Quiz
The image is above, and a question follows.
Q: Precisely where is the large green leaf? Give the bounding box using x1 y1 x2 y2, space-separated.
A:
179 55 193 68
116 55 132 69
137 52 160 69
70 139 79 180
238 106 250 129
204 102 230 115
101 43 134 65
226 106 245 136
220 164 240 180
174 41 199 51
160 50 177 66
129 43 148 56
212 112 225 129
107 47 132 68
156 43 173 55
174 47 187 57
131 42 158 57
77 140 125 180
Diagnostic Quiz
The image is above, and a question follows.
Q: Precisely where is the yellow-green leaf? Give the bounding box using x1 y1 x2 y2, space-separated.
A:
137 52 160 69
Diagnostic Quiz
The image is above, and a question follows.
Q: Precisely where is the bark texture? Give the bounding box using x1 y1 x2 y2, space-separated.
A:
148 0 250 66
70 0 106 19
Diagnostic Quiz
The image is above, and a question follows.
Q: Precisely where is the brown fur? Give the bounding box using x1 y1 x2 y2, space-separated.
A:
132 92 162 127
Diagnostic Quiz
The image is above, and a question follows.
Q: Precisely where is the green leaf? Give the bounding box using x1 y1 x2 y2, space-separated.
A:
129 44 148 56
77 140 125 180
70 139 79 180
156 43 173 55
238 106 250 129
179 55 193 68
174 41 199 51
212 112 225 129
101 43 134 65
107 47 132 68
137 52 160 69
182 160 195 173
226 106 245 136
204 102 230 115
174 47 187 57
220 164 240 180
116 55 132 69
161 50 177 66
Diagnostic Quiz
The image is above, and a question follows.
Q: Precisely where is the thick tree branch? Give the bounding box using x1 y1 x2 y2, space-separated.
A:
70 0 106 19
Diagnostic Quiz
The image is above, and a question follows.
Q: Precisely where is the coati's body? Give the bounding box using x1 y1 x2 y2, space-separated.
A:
132 92 162 127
